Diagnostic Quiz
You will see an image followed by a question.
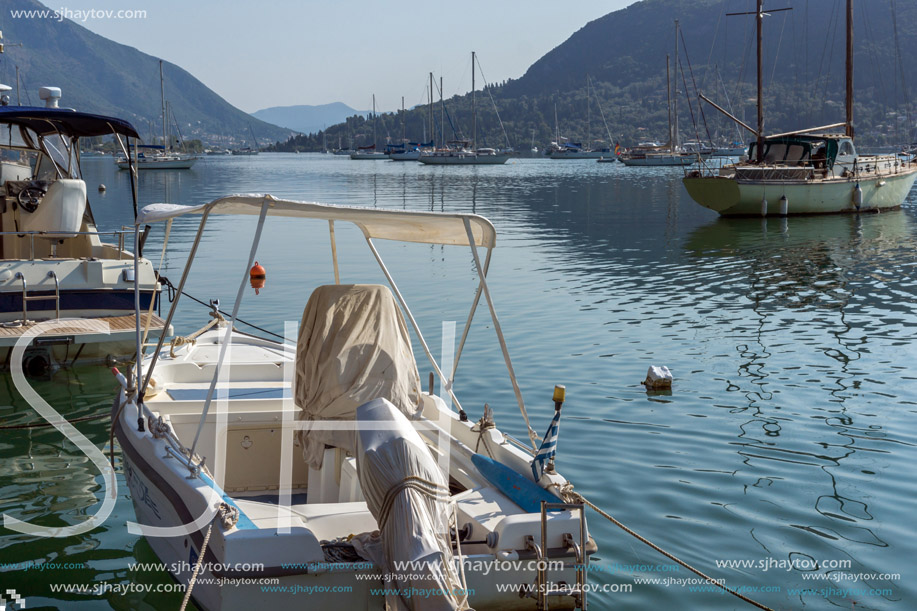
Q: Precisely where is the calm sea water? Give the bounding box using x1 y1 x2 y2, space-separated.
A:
2 154 916 610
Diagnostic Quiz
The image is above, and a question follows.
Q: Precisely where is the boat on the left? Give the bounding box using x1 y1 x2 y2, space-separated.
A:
0 85 167 372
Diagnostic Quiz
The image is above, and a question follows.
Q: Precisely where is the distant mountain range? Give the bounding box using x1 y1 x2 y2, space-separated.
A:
0 0 292 145
270 0 917 152
252 103 368 136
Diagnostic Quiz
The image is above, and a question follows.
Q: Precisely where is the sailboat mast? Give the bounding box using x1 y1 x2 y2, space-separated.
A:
845 0 854 137
472 51 476 151
666 55 673 148
429 73 434 147
586 74 591 149
160 60 167 151
440 77 444 148
402 96 405 143
673 20 679 150
372 94 376 149
756 0 764 161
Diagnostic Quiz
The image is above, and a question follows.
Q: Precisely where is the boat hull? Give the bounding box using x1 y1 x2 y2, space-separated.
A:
418 154 509 165
116 159 197 170
388 151 421 161
350 152 387 160
620 155 696 166
549 151 609 159
683 169 917 216
115 395 584 611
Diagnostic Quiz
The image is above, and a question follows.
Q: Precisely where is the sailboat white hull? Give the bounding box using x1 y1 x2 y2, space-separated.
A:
349 152 387 160
116 158 197 170
549 150 609 159
619 154 697 167
683 168 917 216
418 153 509 165
388 151 422 161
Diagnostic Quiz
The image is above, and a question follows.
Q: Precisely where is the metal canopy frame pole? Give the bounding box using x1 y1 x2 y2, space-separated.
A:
365 237 463 414
328 220 340 284
462 218 537 449
141 209 211 396
188 199 271 462
451 246 492 380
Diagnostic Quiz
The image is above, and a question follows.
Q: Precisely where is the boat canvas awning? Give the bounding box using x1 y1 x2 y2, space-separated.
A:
136 194 497 247
0 107 140 139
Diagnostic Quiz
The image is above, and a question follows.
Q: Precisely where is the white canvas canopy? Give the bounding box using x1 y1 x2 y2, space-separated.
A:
135 194 496 248
295 284 422 469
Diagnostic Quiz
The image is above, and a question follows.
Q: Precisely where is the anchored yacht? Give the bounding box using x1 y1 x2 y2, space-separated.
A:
0 86 166 371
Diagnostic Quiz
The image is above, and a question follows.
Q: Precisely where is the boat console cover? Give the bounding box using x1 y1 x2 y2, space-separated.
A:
294 284 422 469
354 398 463 611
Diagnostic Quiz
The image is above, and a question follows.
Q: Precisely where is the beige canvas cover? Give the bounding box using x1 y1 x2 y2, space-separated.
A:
353 398 465 610
295 284 422 469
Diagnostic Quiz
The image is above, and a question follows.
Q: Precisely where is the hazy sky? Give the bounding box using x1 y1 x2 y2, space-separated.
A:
54 0 638 113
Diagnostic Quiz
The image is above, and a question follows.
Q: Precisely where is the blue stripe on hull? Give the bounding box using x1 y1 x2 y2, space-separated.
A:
0 289 158 314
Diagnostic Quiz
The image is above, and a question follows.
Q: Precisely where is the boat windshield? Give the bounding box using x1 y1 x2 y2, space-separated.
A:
0 123 80 180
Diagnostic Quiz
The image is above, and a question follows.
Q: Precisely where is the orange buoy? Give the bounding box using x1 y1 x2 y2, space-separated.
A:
250 261 266 294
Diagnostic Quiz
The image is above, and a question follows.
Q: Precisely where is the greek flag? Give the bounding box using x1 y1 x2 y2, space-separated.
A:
531 409 562 481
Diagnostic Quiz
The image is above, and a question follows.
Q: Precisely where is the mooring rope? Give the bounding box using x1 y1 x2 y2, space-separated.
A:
0 412 109 430
557 486 775 611
179 520 214 611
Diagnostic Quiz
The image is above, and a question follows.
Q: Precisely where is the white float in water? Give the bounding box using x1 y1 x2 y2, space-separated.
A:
643 365 673 390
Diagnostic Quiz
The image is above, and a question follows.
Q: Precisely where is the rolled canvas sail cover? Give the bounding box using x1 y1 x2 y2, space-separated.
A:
354 398 464 610
295 284 422 468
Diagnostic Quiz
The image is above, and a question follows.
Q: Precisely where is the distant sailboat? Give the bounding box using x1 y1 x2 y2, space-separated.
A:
549 76 614 159
419 52 509 165
351 95 387 160
116 61 196 170
231 124 260 155
619 22 699 167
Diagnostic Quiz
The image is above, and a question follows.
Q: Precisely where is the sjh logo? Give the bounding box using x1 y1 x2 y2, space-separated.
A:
0 589 25 611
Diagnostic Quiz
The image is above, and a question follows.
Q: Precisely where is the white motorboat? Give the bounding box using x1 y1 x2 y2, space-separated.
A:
683 0 917 216
114 195 594 610
0 87 167 371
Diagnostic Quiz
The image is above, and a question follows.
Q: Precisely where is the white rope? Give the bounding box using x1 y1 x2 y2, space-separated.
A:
179 521 213 611
554 483 775 611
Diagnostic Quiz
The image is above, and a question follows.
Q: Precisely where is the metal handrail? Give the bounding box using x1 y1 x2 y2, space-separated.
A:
48 271 60 319
0 229 134 261
13 272 26 323
0 230 134 236
12 270 64 324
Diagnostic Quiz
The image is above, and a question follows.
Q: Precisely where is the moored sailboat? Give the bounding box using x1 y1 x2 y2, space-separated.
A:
419 53 509 166
682 0 917 216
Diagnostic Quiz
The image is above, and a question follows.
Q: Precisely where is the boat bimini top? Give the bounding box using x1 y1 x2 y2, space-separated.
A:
134 194 540 450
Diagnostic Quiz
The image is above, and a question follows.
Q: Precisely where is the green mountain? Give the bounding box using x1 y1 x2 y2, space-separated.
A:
271 0 917 152
0 0 292 145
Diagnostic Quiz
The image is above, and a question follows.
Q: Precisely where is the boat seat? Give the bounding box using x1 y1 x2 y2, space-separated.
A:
232 498 378 540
